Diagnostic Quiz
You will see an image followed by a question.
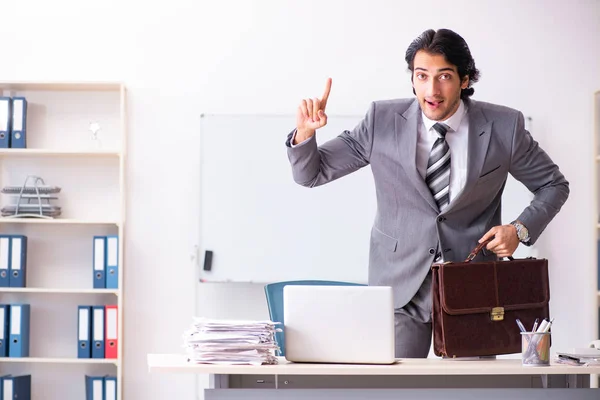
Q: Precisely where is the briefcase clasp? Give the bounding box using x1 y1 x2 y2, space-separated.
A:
491 307 504 321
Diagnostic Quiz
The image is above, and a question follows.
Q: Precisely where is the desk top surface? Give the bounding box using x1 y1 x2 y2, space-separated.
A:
148 354 600 376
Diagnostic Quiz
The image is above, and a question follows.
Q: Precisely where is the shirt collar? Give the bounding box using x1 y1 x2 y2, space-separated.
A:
421 99 467 133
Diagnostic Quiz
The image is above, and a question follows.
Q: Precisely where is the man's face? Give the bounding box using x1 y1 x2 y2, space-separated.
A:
412 50 468 121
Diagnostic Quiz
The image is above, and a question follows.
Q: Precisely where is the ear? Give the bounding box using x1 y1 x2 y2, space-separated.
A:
461 76 469 89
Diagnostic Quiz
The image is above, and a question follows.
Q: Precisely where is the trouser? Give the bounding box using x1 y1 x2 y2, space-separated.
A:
394 271 433 358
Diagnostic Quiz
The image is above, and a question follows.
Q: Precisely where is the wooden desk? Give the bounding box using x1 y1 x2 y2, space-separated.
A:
148 354 600 400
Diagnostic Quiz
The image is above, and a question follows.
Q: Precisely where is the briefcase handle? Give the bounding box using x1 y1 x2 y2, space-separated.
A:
465 238 515 262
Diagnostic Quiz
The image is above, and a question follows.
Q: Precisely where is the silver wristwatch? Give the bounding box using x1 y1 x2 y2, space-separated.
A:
510 220 531 244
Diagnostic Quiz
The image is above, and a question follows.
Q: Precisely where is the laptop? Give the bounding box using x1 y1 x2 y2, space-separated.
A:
283 285 396 364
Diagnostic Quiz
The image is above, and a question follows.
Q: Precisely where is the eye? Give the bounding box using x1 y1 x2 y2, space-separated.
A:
416 73 427 80
440 74 451 80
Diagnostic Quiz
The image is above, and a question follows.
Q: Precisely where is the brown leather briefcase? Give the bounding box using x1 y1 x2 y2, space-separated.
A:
431 240 550 358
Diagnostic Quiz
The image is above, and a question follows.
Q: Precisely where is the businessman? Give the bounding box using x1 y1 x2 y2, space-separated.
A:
285 28 569 358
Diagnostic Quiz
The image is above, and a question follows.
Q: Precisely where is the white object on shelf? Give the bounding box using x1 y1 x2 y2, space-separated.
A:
0 288 118 295
2 357 118 364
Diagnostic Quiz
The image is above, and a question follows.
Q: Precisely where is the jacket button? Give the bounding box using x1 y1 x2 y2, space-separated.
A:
429 248 435 255
437 216 445 222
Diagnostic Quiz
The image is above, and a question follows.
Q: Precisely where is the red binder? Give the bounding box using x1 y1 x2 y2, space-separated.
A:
105 305 118 359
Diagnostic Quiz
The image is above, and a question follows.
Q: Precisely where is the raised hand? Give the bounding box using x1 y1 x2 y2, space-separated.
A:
294 78 332 144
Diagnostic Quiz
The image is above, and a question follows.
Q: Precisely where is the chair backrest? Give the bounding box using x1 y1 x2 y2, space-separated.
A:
264 280 366 356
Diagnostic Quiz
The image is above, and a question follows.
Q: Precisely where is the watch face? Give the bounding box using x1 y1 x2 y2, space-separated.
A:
518 225 529 241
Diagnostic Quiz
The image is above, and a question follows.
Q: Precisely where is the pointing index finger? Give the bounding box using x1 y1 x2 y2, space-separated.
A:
321 78 332 110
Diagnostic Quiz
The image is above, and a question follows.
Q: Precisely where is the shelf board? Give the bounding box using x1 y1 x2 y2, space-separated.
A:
0 218 120 226
0 288 118 295
0 357 118 365
0 81 123 92
0 149 121 157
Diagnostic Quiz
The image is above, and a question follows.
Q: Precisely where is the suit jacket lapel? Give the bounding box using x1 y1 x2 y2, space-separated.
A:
445 100 493 212
395 100 438 212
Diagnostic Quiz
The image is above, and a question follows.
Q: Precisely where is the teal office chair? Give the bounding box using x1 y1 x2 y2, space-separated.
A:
264 280 366 357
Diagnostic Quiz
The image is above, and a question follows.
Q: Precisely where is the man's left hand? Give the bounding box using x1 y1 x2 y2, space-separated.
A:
478 225 519 257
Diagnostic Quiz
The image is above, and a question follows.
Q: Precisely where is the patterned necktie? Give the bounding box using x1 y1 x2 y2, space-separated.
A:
426 122 451 211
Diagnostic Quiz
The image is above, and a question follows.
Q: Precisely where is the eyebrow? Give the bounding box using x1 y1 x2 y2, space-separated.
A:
414 67 456 73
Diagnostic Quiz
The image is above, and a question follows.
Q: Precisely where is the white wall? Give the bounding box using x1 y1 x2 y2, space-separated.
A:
1 0 600 399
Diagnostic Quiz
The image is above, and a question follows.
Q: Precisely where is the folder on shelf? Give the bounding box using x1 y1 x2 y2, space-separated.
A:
78 305 92 359
2 375 31 400
104 376 117 400
0 374 11 395
0 236 9 287
0 304 8 357
93 236 106 289
92 305 105 358
10 97 27 149
9 304 30 357
85 375 104 400
8 235 27 288
106 235 118 289
105 305 118 359
0 97 11 148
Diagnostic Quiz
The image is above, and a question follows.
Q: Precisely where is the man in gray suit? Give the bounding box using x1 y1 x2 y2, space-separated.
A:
285 29 569 358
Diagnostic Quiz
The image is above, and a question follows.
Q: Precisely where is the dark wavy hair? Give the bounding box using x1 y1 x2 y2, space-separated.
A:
405 29 480 100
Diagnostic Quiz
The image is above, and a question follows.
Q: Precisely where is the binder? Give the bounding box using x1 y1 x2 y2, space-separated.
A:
0 304 8 357
9 304 30 357
93 236 106 289
106 235 118 289
78 305 92 358
104 376 117 400
0 236 9 287
10 97 27 148
0 374 11 396
92 305 105 358
2 375 31 400
105 305 118 359
0 97 11 148
85 375 104 400
8 235 27 288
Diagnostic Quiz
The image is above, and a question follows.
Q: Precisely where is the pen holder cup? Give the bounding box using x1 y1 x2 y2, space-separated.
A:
521 332 551 366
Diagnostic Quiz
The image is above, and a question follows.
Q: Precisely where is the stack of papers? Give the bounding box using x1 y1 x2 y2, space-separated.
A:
182 318 281 365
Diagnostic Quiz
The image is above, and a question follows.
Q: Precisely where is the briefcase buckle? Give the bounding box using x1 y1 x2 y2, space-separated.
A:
490 307 504 321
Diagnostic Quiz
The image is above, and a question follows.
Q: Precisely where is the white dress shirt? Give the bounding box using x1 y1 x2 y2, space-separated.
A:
417 100 469 205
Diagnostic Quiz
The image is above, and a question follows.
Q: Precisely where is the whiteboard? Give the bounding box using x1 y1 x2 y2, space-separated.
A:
198 114 534 283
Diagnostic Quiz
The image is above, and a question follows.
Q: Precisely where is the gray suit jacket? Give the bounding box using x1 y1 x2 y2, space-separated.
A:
286 98 569 309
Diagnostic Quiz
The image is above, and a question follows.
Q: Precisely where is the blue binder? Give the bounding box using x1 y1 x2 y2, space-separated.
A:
3 375 32 400
85 375 105 400
93 236 106 289
10 97 27 148
0 304 8 357
104 375 117 400
0 236 9 287
78 305 92 358
91 305 105 358
0 97 11 148
8 235 27 288
0 375 8 396
106 235 118 289
8 304 30 357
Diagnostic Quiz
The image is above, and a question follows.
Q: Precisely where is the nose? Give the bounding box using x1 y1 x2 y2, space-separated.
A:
426 79 441 98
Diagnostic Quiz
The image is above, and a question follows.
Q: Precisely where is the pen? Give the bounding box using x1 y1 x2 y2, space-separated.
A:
536 319 548 333
542 318 554 333
531 318 539 332
515 319 527 333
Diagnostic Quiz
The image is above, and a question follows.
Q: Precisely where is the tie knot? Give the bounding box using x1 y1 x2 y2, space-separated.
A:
432 122 449 138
